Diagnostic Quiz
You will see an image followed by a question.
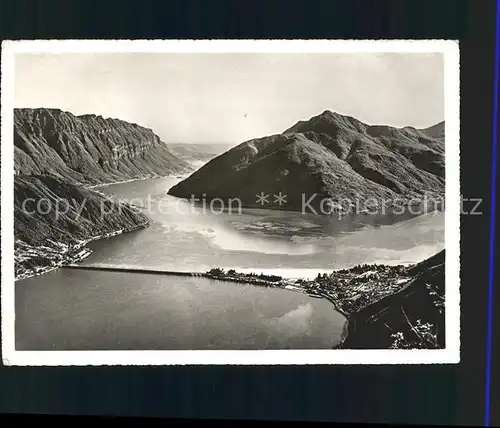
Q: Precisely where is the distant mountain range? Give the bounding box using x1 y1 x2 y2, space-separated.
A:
168 143 233 165
168 110 445 212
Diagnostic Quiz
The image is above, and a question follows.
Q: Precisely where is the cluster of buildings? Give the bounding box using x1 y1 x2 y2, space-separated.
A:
204 268 283 287
14 239 92 280
300 263 411 314
204 263 413 317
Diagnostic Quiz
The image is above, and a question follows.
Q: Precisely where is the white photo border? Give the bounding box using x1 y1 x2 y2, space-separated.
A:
1 39 460 366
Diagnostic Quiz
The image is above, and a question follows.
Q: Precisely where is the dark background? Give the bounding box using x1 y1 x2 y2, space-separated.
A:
1 0 498 425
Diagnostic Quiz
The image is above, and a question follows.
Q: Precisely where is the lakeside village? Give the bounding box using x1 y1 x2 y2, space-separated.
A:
205 263 411 316
14 221 150 281
15 239 93 280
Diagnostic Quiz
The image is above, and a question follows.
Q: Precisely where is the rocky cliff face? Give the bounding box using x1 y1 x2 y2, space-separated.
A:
14 108 190 184
341 250 445 349
168 110 445 213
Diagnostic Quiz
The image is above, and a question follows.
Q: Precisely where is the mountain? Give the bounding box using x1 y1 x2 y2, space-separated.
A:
14 175 149 278
13 108 189 279
168 110 445 213
419 121 445 141
341 250 445 349
15 175 149 247
14 108 190 185
168 143 233 165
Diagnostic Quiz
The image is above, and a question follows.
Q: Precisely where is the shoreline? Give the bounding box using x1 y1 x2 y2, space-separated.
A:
15 172 190 281
16 253 428 350
85 173 190 190
202 265 415 348
60 263 352 349
15 221 150 281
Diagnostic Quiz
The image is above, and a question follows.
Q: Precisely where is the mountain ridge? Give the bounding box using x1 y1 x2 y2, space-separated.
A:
168 110 445 212
14 107 190 185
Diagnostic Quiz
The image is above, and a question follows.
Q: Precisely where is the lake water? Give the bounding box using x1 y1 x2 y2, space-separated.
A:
84 177 445 277
15 176 444 350
16 269 345 350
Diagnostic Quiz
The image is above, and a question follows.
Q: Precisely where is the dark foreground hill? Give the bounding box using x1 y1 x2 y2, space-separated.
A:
168 110 445 213
15 175 149 247
14 176 149 278
14 108 190 185
14 175 150 279
341 250 445 349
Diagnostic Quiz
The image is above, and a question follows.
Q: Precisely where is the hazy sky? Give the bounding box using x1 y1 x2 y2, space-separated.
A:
14 52 444 144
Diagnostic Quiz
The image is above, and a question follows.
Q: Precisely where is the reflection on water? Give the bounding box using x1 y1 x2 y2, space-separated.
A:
15 269 346 350
83 176 445 277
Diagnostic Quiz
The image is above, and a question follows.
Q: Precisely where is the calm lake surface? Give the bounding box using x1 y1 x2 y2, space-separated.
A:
16 269 345 350
15 176 444 350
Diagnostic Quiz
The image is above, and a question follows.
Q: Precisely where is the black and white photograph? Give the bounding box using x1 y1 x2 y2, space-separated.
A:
1 40 460 365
